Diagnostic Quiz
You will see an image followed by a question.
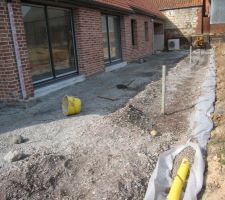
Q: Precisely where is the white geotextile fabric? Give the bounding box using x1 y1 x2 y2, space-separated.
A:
144 50 216 200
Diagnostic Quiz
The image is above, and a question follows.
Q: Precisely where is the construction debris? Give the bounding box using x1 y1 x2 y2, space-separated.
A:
0 50 210 199
10 135 23 144
4 151 23 163
150 129 159 137
97 96 119 101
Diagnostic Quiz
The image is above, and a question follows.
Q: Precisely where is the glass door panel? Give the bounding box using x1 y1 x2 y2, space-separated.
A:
47 7 76 76
108 16 121 61
22 5 53 83
101 15 121 65
101 15 110 63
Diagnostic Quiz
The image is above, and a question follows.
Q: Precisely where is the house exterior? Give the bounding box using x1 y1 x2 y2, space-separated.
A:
149 0 225 48
0 0 164 103
210 0 225 34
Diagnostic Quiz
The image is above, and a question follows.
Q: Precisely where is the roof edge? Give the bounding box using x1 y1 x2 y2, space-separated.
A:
131 6 165 20
160 5 203 11
61 0 134 14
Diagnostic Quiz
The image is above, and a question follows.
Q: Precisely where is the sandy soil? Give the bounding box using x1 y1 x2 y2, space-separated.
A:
0 51 210 200
201 44 225 200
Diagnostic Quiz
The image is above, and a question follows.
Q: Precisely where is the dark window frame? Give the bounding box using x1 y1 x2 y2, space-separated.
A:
21 2 79 86
102 14 122 66
131 19 137 46
144 21 149 41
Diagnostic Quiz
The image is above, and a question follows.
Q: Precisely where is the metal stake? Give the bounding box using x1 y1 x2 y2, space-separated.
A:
190 46 192 65
161 65 166 114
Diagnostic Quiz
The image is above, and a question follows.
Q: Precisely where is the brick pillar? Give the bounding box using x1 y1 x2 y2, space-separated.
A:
74 7 105 76
196 7 203 34
120 15 132 61
0 0 33 102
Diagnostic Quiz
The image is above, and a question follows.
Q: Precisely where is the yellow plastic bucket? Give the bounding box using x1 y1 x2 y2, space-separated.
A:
62 96 82 116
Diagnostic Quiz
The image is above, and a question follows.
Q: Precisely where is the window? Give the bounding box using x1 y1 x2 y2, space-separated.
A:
102 15 122 65
131 19 137 46
145 21 149 41
22 4 78 84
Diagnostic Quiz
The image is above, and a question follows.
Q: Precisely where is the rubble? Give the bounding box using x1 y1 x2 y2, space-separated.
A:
4 151 23 163
10 135 23 144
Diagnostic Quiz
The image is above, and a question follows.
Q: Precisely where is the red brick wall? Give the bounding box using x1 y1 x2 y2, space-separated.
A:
0 0 33 102
74 7 105 76
203 17 210 34
196 7 203 34
0 2 156 102
121 14 154 61
210 24 225 34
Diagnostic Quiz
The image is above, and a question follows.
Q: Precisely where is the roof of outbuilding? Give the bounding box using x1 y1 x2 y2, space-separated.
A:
148 0 203 10
95 0 132 11
129 0 164 18
94 0 164 19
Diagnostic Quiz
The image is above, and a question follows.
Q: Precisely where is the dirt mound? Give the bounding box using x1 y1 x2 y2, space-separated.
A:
111 104 153 133
0 143 159 200
0 153 75 199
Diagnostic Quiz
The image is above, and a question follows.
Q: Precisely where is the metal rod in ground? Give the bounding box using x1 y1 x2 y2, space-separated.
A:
190 46 192 65
161 65 166 114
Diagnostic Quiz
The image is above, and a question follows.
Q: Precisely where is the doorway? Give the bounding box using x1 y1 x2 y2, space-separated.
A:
101 14 122 65
154 22 164 51
22 4 78 85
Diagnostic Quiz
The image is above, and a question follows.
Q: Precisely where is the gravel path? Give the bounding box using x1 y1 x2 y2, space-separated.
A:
0 50 210 200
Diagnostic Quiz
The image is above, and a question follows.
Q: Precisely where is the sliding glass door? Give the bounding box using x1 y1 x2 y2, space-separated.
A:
22 5 53 82
22 4 77 84
102 15 121 65
47 7 76 77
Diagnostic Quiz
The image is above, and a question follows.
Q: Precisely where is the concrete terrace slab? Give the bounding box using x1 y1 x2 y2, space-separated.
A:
34 75 86 98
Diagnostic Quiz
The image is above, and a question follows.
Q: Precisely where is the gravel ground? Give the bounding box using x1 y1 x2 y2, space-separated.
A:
171 147 196 178
0 50 211 200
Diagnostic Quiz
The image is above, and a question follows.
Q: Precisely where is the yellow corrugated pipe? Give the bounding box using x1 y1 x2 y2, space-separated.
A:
62 95 82 116
168 158 190 200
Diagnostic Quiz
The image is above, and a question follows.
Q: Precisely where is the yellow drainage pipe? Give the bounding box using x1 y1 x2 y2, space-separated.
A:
168 158 190 200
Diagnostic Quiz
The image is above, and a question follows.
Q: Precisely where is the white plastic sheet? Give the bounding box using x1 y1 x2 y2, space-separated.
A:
144 50 216 200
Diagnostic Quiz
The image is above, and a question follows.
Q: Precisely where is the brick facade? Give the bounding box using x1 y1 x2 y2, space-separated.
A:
74 7 105 76
210 24 225 34
121 14 154 61
0 0 33 102
0 1 157 103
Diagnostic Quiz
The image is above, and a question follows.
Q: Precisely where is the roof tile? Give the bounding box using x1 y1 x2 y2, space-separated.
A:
95 0 164 18
148 0 203 10
94 0 132 11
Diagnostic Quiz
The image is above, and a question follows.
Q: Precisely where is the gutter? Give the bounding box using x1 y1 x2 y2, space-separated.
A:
7 0 27 99
60 0 134 15
131 7 165 20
